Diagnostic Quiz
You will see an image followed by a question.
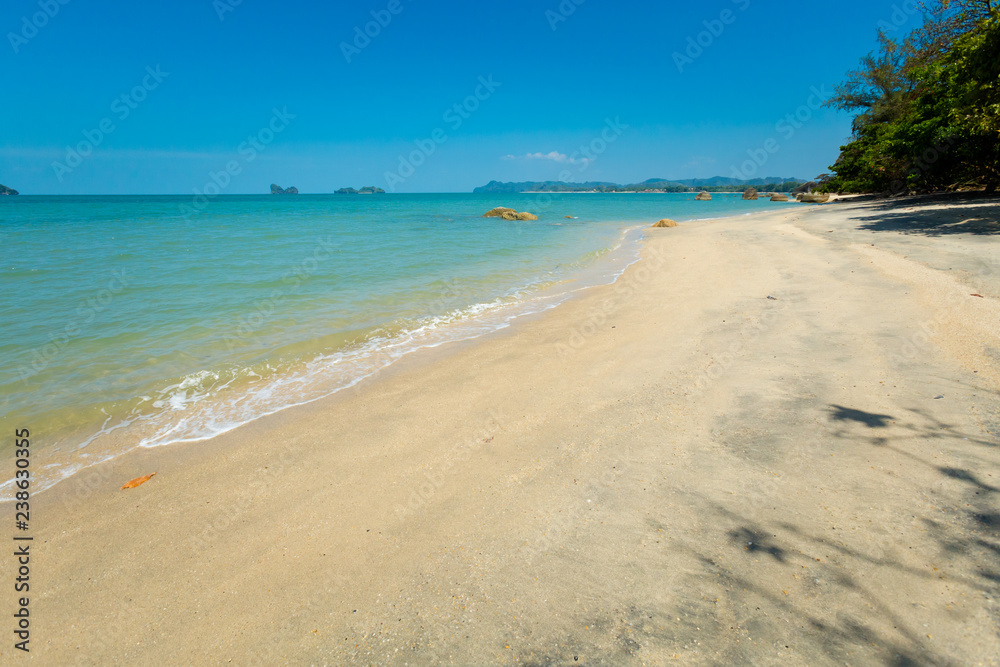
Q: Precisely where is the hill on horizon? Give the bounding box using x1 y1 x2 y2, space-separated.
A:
473 176 807 194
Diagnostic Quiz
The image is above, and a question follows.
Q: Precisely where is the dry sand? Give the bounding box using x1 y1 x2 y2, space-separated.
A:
4 194 1000 665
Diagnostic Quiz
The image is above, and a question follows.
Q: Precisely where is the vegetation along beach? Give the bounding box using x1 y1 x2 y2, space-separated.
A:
0 0 998 664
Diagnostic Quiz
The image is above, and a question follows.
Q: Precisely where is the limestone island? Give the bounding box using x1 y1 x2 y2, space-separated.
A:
270 184 299 195
335 186 386 194
0 183 19 195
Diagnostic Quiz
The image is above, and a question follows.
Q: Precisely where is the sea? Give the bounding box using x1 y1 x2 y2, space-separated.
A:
0 192 795 498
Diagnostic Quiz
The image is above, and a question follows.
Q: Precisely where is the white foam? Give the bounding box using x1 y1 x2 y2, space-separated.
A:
0 225 646 501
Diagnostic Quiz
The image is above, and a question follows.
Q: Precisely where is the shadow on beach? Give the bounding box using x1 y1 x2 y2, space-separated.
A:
509 397 1000 666
640 403 1000 665
843 192 1000 236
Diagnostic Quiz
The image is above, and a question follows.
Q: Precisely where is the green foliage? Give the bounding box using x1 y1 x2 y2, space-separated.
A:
824 2 1000 193
336 186 386 194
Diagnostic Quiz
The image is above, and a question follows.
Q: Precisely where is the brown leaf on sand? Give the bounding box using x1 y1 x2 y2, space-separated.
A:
971 294 984 298
121 473 157 490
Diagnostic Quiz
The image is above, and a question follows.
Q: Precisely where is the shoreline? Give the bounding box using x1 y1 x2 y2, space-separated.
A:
1 221 648 502
6 204 796 505
6 200 797 504
8 195 1000 664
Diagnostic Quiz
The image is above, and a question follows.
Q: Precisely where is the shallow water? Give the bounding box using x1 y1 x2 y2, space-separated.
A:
0 192 793 496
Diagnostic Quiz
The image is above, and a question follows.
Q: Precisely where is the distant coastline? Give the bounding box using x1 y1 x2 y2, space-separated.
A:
474 176 807 195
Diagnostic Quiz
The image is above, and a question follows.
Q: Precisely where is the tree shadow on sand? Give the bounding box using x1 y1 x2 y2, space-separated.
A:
846 192 1000 236
829 405 894 428
500 399 999 666
651 405 1000 665
826 404 998 450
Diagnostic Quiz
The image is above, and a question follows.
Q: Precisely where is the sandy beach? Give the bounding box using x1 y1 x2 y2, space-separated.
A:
7 195 1000 665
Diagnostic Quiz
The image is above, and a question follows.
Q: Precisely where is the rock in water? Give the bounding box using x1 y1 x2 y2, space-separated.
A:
742 187 759 200
651 219 678 228
0 183 18 195
500 211 539 221
270 184 299 195
770 193 790 201
695 191 712 201
484 207 517 218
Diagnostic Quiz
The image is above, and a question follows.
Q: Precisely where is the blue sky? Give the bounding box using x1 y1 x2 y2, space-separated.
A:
1 0 926 194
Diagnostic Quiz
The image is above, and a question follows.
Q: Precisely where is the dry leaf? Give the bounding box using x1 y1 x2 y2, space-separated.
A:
121 473 157 490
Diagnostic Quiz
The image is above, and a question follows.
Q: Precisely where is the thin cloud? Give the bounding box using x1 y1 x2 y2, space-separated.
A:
502 151 593 165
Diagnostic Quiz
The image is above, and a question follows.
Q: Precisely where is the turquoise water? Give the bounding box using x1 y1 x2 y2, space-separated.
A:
0 192 792 496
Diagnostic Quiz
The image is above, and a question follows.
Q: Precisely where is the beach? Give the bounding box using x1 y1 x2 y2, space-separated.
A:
7 195 1000 665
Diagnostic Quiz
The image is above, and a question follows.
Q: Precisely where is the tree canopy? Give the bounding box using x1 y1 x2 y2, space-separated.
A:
823 0 1000 193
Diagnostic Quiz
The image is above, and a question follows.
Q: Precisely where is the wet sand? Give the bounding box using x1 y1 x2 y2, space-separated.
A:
7 194 1000 665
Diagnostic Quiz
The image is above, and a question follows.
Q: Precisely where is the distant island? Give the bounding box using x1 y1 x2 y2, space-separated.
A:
0 183 19 195
335 186 386 194
270 184 299 195
474 176 808 194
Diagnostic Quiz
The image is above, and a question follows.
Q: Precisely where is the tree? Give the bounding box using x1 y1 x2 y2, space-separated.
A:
823 1 1000 193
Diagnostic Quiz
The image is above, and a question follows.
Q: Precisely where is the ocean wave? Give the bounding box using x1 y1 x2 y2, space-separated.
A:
0 225 645 501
